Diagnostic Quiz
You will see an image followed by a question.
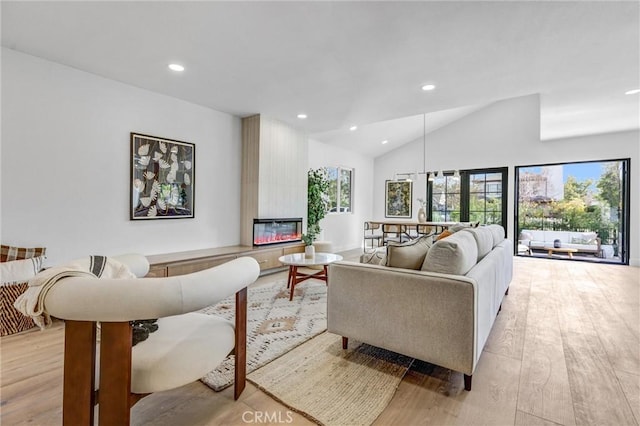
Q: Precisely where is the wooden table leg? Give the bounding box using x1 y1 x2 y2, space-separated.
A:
286 263 331 301
289 266 298 301
286 265 293 288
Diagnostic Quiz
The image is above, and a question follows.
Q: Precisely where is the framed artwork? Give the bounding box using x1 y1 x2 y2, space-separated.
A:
385 180 412 218
130 133 195 220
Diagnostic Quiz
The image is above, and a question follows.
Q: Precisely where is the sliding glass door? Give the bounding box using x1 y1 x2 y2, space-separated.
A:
515 159 630 264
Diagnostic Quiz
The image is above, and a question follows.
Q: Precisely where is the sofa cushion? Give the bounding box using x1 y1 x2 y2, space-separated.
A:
449 222 479 233
360 248 387 265
1 256 44 284
522 230 544 242
569 232 598 245
545 231 570 244
463 227 494 261
422 231 478 275
564 243 599 252
386 235 432 270
486 224 505 247
1 245 47 263
519 231 534 241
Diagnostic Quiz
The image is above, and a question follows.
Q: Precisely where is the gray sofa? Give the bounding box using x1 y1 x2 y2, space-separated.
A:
327 224 513 391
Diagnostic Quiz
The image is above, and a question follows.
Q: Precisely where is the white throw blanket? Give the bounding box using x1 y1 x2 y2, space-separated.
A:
14 256 135 329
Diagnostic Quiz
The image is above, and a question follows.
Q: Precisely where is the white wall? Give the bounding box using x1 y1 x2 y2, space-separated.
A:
309 139 374 252
1 48 243 265
374 94 640 265
258 115 308 221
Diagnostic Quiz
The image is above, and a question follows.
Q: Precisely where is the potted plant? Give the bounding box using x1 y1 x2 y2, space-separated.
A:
302 233 315 258
305 168 330 258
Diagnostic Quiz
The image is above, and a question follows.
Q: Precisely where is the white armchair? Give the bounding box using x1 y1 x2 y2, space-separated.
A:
43 254 260 426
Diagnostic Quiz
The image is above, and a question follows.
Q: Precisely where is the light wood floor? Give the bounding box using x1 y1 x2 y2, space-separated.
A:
1 257 638 425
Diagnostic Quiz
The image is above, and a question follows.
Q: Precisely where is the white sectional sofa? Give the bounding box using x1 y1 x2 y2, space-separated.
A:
327 224 513 391
520 229 601 256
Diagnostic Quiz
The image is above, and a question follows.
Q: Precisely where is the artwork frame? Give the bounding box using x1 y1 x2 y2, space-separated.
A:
130 132 195 220
385 180 412 218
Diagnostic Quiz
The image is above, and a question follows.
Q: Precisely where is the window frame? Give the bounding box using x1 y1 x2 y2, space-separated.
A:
326 166 354 215
514 158 630 264
427 167 508 229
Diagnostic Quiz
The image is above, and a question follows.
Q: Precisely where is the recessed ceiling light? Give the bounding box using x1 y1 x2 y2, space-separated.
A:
297 113 307 119
421 84 436 91
168 63 185 72
381 140 388 145
625 89 640 95
349 125 358 131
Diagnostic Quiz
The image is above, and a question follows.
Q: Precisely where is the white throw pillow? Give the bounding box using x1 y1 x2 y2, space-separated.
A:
581 232 598 245
1 256 44 285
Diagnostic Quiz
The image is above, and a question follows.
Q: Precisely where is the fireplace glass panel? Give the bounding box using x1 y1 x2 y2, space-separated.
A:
253 218 302 246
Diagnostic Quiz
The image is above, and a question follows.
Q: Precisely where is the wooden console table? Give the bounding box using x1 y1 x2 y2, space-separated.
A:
145 242 305 277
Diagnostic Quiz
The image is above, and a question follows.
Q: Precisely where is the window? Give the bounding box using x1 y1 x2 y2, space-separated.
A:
431 174 461 222
469 171 503 225
327 166 353 213
428 167 507 229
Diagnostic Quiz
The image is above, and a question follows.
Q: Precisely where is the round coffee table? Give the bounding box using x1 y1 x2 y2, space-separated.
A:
278 252 343 301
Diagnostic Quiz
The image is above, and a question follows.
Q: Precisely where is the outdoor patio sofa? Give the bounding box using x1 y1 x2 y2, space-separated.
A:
519 229 601 256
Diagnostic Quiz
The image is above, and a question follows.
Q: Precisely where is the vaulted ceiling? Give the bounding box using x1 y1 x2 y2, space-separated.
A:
2 1 638 157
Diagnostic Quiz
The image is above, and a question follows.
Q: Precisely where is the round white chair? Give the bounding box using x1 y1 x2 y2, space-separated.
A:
44 254 260 426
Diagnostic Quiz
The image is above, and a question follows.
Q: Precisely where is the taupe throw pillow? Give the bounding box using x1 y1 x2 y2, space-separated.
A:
386 235 433 270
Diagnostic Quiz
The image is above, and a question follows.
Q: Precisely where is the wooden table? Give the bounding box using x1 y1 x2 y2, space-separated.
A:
546 247 579 258
278 253 343 301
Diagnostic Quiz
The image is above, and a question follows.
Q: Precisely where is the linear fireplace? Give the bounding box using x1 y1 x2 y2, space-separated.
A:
253 218 303 246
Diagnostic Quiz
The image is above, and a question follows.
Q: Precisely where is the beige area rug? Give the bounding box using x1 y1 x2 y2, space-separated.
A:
248 332 414 426
200 278 327 391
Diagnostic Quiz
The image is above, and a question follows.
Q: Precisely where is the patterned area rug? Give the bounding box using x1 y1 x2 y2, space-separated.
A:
200 278 327 391
248 332 414 426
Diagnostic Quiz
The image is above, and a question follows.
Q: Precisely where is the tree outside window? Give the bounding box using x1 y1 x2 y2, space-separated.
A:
326 166 353 213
